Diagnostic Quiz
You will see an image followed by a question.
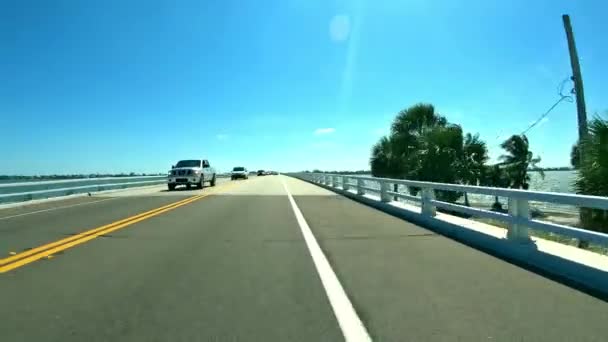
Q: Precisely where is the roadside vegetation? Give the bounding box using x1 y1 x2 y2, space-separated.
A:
369 103 608 242
370 103 543 208
571 115 608 233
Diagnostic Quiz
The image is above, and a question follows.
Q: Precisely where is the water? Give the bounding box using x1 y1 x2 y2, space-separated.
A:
469 171 578 214
528 170 577 193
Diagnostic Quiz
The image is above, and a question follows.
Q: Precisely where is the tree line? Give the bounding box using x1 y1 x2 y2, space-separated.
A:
369 103 544 211
370 103 608 233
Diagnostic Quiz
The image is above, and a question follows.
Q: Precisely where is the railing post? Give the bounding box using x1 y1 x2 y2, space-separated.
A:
343 176 349 191
332 175 337 188
324 174 329 185
357 178 365 195
393 183 399 201
421 187 436 217
507 197 532 243
380 180 391 202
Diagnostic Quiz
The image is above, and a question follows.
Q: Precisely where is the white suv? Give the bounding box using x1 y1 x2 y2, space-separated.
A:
231 166 248 180
168 159 216 191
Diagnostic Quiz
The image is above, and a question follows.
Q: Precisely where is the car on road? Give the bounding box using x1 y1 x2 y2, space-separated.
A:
231 166 248 180
168 159 216 191
257 170 265 176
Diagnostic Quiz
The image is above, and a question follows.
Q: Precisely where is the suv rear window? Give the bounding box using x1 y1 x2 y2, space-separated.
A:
176 160 201 168
233 167 245 171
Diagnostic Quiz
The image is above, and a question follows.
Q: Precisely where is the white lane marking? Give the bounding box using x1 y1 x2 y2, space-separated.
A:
0 197 117 221
281 177 372 342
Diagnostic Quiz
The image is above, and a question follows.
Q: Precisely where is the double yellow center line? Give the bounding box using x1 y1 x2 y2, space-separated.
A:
0 193 209 273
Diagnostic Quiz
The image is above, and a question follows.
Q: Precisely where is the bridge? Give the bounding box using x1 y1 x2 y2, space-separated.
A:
1 175 607 341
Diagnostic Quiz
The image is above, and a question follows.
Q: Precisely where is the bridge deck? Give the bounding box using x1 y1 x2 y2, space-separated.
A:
1 175 607 341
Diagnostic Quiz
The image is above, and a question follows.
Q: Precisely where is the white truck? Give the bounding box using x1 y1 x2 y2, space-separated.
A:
167 159 216 191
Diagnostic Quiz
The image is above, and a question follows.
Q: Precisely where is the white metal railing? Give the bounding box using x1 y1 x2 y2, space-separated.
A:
0 175 166 188
294 173 608 246
0 176 167 204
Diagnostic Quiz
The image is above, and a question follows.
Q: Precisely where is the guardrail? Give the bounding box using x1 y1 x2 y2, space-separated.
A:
294 173 608 247
0 176 167 204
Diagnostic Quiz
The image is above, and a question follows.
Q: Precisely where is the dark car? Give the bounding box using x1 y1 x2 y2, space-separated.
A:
257 170 265 176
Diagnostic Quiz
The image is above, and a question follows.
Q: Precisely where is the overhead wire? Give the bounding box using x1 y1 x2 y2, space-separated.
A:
520 77 574 135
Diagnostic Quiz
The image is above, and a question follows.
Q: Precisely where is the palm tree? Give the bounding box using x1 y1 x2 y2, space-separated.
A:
370 136 400 178
389 103 448 179
570 141 580 169
370 103 494 205
460 133 489 206
575 116 608 233
391 103 448 138
408 123 464 202
499 134 543 190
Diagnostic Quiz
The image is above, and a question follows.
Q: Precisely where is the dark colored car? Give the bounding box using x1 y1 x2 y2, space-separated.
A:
257 170 265 176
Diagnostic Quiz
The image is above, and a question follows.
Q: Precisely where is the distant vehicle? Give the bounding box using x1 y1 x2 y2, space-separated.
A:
231 166 248 180
270 171 279 175
167 159 216 191
257 170 265 176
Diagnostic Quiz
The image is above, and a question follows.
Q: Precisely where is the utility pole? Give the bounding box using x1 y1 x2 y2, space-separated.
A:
563 15 589 248
562 14 588 146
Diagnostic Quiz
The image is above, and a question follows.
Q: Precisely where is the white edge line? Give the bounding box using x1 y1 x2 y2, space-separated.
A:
281 177 372 342
0 197 118 221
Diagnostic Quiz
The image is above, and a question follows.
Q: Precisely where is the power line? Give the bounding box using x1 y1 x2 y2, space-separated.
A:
492 77 574 147
520 77 574 136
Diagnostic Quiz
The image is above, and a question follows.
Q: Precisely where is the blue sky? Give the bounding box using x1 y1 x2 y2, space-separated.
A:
1 0 607 175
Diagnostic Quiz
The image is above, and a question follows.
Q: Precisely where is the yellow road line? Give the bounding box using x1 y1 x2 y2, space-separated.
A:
0 194 203 266
0 180 242 273
0 194 205 273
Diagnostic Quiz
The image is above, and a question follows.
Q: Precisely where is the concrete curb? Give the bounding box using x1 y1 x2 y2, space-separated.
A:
293 176 608 301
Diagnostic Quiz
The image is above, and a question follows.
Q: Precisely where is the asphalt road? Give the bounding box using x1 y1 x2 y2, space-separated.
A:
1 175 607 341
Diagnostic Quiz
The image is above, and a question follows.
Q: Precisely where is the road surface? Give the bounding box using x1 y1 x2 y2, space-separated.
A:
1 175 607 341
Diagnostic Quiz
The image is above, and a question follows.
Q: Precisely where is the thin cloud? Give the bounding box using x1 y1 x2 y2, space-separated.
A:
314 128 336 135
